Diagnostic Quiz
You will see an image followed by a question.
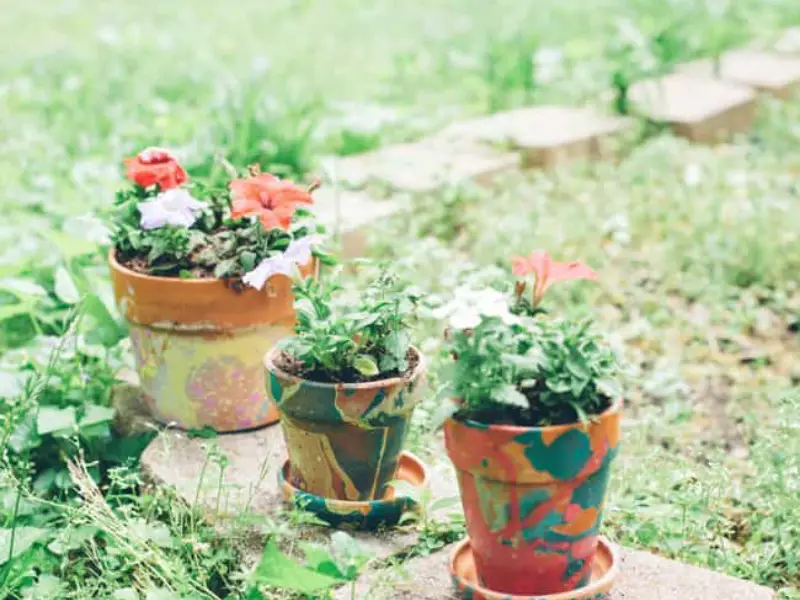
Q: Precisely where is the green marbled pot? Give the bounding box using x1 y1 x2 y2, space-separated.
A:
264 347 426 503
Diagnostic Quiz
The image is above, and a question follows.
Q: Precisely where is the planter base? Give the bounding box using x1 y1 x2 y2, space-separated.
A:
278 451 429 530
449 536 619 600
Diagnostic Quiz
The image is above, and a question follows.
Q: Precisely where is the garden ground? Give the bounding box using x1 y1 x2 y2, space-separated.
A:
0 1 799 599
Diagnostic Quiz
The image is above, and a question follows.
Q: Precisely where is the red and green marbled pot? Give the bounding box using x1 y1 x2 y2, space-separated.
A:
263 347 426 502
444 399 621 597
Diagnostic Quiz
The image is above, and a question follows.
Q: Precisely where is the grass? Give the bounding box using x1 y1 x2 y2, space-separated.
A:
1 0 800 598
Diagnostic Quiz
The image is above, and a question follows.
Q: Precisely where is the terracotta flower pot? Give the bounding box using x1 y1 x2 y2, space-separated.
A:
109 250 315 432
443 399 622 596
263 347 426 501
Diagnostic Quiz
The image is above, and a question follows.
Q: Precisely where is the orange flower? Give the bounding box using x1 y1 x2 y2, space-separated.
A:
123 147 188 190
512 249 597 306
229 173 315 230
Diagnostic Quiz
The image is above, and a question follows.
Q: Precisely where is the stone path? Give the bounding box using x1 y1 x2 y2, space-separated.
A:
677 49 800 99
628 73 756 144
334 544 775 600
137 412 775 599
438 106 633 169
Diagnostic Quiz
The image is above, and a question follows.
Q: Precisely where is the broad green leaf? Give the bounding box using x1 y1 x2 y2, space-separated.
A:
130 520 175 548
299 542 344 579
8 411 40 453
81 293 126 348
0 526 48 565
0 300 34 321
54 267 80 304
252 539 344 593
22 574 65 599
329 531 370 579
47 526 98 555
353 355 379 376
496 385 529 408
36 406 77 435
79 404 116 428
111 589 139 600
0 278 47 298
43 229 99 261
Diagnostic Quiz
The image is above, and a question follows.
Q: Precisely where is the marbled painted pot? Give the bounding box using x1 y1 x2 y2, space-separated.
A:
449 536 619 600
109 250 315 432
443 399 621 597
278 451 429 529
263 346 426 502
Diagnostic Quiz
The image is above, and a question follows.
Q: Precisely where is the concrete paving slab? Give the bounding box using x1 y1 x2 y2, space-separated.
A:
629 73 757 144
678 49 800 99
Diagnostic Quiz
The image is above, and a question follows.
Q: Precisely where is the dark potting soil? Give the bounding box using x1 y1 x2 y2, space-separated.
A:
115 249 249 292
459 393 613 428
274 348 419 385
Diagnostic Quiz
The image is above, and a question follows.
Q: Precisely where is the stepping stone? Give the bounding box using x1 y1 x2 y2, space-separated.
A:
336 543 776 599
629 73 757 144
678 50 800 99
311 187 406 259
324 139 519 194
140 424 420 559
438 106 634 169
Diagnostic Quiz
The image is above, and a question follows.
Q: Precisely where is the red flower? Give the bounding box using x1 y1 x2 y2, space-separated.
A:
123 147 188 190
512 249 597 306
229 173 315 231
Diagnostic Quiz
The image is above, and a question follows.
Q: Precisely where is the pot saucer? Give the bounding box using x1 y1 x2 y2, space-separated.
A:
278 451 429 530
449 536 619 600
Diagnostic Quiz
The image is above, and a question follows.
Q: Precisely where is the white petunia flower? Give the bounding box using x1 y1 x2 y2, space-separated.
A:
242 236 321 291
438 287 519 331
137 189 205 230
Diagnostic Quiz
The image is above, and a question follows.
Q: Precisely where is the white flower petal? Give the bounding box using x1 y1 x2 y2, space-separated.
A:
137 189 204 230
243 236 324 290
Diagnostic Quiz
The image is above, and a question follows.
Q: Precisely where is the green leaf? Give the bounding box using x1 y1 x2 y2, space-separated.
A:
252 539 344 593
131 520 175 548
79 404 116 428
47 526 98 555
111 589 139 600
0 278 47 298
81 293 126 348
22 574 65 599
36 406 77 435
187 426 218 439
54 267 81 304
353 355 379 377
329 531 370 580
496 385 529 408
300 543 345 579
8 411 39 453
0 527 48 565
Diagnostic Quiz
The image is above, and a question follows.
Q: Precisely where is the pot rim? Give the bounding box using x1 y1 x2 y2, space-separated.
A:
109 247 233 286
450 396 623 436
279 450 430 509
108 247 318 286
264 344 426 391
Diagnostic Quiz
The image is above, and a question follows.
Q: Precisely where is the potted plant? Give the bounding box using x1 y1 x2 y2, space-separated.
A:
263 267 426 503
108 147 331 432
442 250 622 597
